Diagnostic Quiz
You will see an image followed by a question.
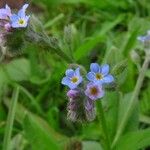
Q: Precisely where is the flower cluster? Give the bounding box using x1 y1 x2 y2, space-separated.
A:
61 63 114 122
0 4 30 31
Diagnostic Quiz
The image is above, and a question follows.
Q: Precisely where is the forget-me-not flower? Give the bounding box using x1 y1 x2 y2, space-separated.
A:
61 68 83 89
86 63 114 84
85 82 104 101
10 4 30 28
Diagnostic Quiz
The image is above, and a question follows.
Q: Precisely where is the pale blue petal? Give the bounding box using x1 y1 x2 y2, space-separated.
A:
86 72 95 81
69 84 77 89
61 77 77 89
65 69 74 78
11 22 20 28
22 4 29 10
18 9 25 18
97 88 105 99
101 64 109 75
75 67 80 76
61 77 70 85
0 9 8 19
137 35 150 42
5 4 11 16
103 75 114 83
25 15 30 22
10 14 19 22
77 76 82 84
90 63 100 73
18 4 29 18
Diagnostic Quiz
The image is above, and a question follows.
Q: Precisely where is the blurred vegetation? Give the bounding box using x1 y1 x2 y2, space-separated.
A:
1 0 150 150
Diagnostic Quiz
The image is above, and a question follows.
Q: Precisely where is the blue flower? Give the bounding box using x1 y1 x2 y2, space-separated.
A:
86 63 114 84
137 30 150 43
61 68 83 89
10 4 30 28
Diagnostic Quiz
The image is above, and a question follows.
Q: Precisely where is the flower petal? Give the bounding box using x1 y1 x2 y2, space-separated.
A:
90 63 100 73
97 88 105 99
85 83 104 101
75 67 80 76
61 77 77 89
65 69 74 78
0 9 9 19
103 75 114 83
86 72 95 81
101 64 109 75
11 21 19 28
61 77 70 85
10 14 19 22
77 76 82 85
18 4 29 17
5 4 11 17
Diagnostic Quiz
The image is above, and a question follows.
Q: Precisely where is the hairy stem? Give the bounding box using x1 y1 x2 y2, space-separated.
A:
98 101 111 150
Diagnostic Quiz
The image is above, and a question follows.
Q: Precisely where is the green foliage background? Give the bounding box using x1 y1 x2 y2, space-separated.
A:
0 0 150 149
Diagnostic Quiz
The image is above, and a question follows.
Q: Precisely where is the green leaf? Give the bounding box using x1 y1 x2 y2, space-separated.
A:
4 99 68 150
140 85 150 116
102 91 120 142
23 114 62 150
118 93 139 133
122 27 139 56
114 128 150 150
140 114 150 125
4 58 30 82
74 34 105 61
82 141 103 150
74 14 124 61
0 67 8 96
10 133 27 150
145 69 150 78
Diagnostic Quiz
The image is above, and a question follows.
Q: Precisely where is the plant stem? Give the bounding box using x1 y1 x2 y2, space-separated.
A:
98 100 111 150
43 37 74 63
3 86 20 150
112 52 150 148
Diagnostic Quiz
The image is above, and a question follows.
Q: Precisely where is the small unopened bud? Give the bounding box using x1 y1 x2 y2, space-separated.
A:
130 50 141 65
67 90 79 99
112 60 127 76
85 98 96 121
64 24 77 44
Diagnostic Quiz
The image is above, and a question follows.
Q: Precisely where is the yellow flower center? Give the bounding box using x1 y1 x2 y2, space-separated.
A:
71 77 78 83
18 19 25 25
90 87 98 95
96 73 103 80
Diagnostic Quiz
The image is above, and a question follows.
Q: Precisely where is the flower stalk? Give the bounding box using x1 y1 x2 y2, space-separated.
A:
97 100 111 150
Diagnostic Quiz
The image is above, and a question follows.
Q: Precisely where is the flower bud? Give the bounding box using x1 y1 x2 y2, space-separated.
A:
130 50 141 65
112 60 127 76
84 98 96 121
67 90 79 99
